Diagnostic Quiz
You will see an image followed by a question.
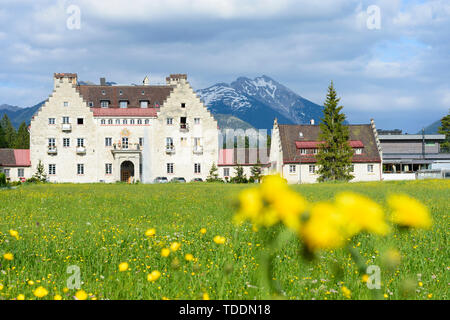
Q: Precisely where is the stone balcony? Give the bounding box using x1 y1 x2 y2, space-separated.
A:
166 145 175 154
180 123 189 132
193 146 203 155
47 146 57 154
76 146 86 154
62 123 72 132
111 143 142 155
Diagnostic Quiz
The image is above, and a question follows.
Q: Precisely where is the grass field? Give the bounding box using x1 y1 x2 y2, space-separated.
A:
0 180 448 300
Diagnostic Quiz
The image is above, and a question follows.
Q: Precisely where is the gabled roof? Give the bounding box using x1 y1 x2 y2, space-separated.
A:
0 149 30 167
77 85 173 110
279 124 381 164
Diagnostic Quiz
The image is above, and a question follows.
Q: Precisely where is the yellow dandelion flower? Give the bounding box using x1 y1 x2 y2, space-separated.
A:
147 270 161 282
427 294 433 299
0 284 3 291
418 282 423 287
3 253 13 261
119 262 129 272
299 202 347 251
271 190 307 230
17 294 25 300
335 192 389 236
62 287 69 293
161 248 170 257
54 294 62 300
9 230 19 240
185 254 194 261
341 286 351 299
200 228 207 234
213 235 226 245
75 290 88 300
203 293 210 300
27 280 35 285
145 228 156 237
362 274 369 283
170 242 181 252
388 194 432 229
33 286 49 298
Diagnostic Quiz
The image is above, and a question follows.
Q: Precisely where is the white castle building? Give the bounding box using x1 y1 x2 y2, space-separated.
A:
29 73 219 183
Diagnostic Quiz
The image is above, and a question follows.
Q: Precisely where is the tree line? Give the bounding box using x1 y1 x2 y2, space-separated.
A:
0 114 30 149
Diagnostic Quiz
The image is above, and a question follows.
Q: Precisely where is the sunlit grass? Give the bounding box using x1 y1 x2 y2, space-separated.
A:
0 180 448 300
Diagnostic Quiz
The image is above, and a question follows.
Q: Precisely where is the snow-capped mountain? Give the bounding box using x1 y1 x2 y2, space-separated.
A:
197 75 323 129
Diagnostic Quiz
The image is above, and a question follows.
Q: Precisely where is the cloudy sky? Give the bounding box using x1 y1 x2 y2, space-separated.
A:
0 0 449 132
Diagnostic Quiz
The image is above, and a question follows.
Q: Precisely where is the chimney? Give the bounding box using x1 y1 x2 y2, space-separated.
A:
310 119 315 125
143 76 150 86
100 77 106 86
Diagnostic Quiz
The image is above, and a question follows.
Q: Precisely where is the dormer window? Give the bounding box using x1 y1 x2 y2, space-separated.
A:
100 100 109 108
120 101 128 108
119 90 123 96
140 101 148 108
88 101 94 107
355 148 363 155
102 90 106 95
141 90 145 95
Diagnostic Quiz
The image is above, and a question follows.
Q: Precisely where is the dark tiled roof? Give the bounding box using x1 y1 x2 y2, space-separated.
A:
0 149 31 167
279 124 381 163
77 85 173 109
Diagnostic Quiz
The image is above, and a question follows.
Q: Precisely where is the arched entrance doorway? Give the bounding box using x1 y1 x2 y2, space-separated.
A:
120 161 135 182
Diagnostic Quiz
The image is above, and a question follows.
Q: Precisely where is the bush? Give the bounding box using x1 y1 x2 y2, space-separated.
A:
0 172 6 187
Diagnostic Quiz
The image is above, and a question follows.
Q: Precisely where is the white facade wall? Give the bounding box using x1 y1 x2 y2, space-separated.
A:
30 75 219 183
0 166 32 182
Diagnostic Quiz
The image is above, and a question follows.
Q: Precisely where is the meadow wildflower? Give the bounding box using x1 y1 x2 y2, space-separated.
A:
119 262 129 272
203 293 210 300
170 242 181 252
200 228 207 234
17 294 25 300
3 253 13 261
341 286 351 299
299 202 347 251
9 229 19 240
147 271 161 282
75 290 88 300
161 248 171 257
213 235 226 245
185 254 194 261
145 228 156 237
27 280 34 285
54 294 62 300
33 286 49 298
388 194 432 229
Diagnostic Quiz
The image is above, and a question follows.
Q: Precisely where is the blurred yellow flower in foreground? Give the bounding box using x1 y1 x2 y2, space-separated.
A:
388 194 432 229
119 262 129 272
75 290 88 300
185 253 194 261
147 270 161 282
200 228 207 234
17 294 25 300
335 192 389 236
203 293 210 300
300 202 347 251
54 294 62 300
213 235 226 244
341 286 351 299
170 242 181 252
145 228 156 237
161 248 170 257
3 253 13 261
33 286 49 298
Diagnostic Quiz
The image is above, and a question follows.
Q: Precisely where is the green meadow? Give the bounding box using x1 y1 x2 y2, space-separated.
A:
0 179 448 300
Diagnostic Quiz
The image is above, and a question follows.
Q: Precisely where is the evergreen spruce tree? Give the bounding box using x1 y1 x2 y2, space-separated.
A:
316 81 354 182
249 161 262 183
0 123 7 148
0 114 16 148
33 160 47 182
231 164 247 183
206 162 221 182
438 111 450 153
14 121 30 149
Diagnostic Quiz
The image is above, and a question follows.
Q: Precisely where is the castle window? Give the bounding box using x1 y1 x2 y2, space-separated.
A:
88 101 94 107
145 119 150 124
102 90 106 95
48 138 56 147
63 138 70 147
63 101 69 107
355 148 363 155
122 137 128 149
368 164 374 173
140 101 148 108
48 118 55 125
223 168 230 177
137 119 142 125
49 164 56 175
123 119 127 125
77 118 84 125
77 138 84 147
115 119 120 125
167 118 173 125
101 100 109 108
108 119 113 124
130 119 135 125
309 165 315 174
77 164 84 175
181 103 186 108
120 101 128 108
194 163 201 174
289 165 296 173
194 118 200 125
167 163 174 174
105 137 112 147
105 163 112 175
119 90 123 95
101 119 106 125
62 117 70 124
139 137 144 147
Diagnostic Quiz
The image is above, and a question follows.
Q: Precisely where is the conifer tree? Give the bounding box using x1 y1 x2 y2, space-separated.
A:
0 123 7 148
0 114 16 148
316 81 354 182
14 121 30 149
249 161 262 183
206 162 221 182
33 160 47 182
231 164 247 183
438 111 450 153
